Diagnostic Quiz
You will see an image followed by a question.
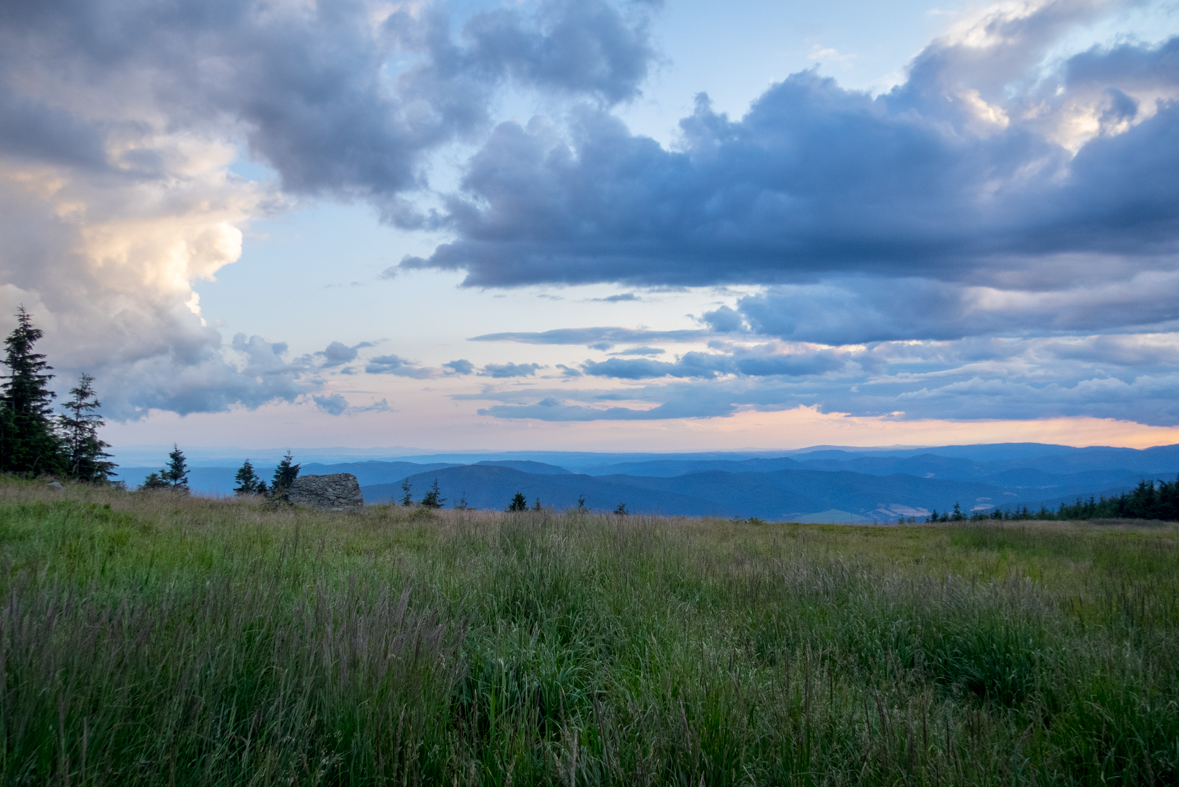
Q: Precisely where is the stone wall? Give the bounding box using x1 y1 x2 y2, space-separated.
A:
288 473 364 510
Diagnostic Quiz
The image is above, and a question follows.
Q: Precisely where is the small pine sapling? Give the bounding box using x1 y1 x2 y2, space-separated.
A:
420 478 445 509
614 502 628 516
507 492 527 512
400 479 414 507
233 459 262 495
576 494 587 512
139 472 170 490
270 451 300 500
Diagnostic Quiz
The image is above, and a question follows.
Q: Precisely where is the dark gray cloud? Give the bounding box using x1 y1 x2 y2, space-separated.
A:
482 362 544 378
0 0 659 202
402 15 1179 343
460 0 656 105
735 271 1179 345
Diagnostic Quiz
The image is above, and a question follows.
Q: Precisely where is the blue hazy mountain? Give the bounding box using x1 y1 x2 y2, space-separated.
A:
112 442 1179 519
365 465 1032 520
474 460 572 474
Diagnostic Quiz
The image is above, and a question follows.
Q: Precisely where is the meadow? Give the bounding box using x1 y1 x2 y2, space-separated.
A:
0 478 1176 785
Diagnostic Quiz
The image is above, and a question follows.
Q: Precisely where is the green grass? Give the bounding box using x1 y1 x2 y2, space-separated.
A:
0 478 1177 785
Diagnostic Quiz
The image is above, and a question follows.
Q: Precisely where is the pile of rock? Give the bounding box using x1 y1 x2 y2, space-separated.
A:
288 473 364 510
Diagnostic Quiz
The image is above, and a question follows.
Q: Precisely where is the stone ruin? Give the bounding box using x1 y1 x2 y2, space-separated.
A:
288 473 364 510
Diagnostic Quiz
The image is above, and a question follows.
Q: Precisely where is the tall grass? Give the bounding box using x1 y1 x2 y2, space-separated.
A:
0 478 1177 784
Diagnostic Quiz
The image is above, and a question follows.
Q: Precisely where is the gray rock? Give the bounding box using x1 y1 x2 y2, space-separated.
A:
46 481 63 490
288 473 364 510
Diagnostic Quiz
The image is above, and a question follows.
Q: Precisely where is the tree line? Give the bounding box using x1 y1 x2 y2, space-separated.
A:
0 308 115 482
922 477 1179 523
394 481 620 514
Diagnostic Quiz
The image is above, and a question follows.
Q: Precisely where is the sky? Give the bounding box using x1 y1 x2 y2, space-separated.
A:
2 0 1179 458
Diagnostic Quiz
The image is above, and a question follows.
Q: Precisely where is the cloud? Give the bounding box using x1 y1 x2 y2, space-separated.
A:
477 392 736 421
460 0 657 105
459 326 1179 426
0 0 659 418
582 353 733 379
319 340 373 368
313 393 349 416
591 292 640 302
402 10 1179 346
581 345 845 379
352 397 392 413
471 326 708 345
444 358 475 375
735 271 1179 344
481 362 544 378
365 354 435 379
610 345 664 355
700 305 746 333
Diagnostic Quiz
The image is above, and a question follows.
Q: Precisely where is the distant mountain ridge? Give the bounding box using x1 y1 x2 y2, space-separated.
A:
112 442 1179 521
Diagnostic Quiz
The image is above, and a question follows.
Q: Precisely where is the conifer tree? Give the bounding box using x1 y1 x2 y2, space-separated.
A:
233 459 262 495
420 478 445 509
162 444 189 491
454 492 469 510
270 451 299 498
0 307 63 475
576 494 587 512
140 471 170 490
507 492 527 512
58 373 115 483
400 479 414 506
614 502 628 516
532 497 542 512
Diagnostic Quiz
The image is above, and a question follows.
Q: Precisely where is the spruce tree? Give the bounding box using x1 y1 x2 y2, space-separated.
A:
420 478 445 509
532 497 542 512
507 492 527 512
400 479 414 506
162 444 189 491
576 494 587 512
233 459 262 495
270 451 299 498
0 307 63 475
140 471 170 490
58 373 116 483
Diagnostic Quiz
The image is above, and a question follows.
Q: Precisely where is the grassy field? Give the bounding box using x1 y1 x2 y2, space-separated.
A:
0 479 1177 785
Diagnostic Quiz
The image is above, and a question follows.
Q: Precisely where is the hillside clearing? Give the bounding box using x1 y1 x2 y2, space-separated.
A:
0 479 1176 785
